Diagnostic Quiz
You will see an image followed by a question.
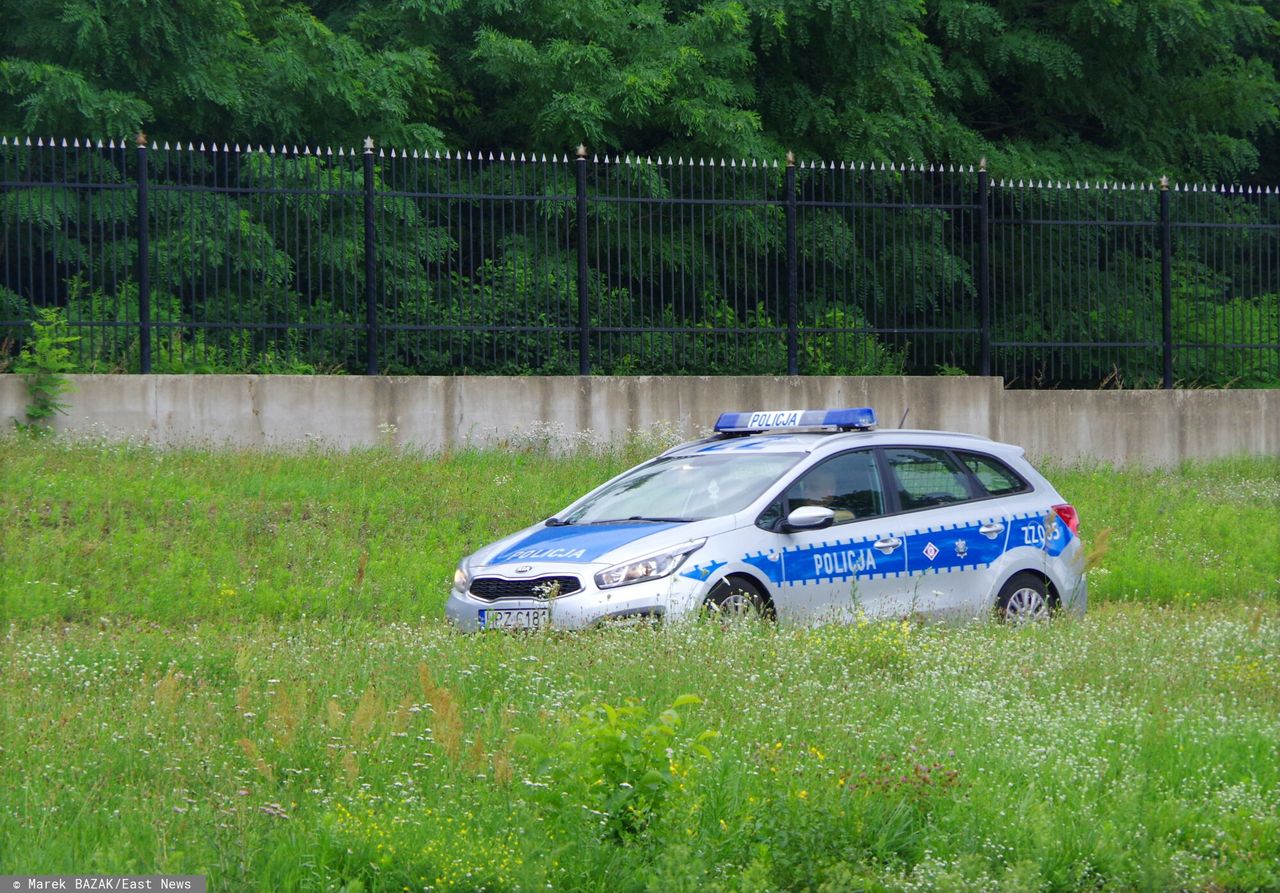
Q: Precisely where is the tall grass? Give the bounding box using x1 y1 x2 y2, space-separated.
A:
2 435 1276 623
0 433 663 622
1 434 1277 890
1051 457 1280 604
1 607 1277 891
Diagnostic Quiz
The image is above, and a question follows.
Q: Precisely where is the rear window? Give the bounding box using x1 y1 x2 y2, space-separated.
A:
958 451 1029 496
883 448 972 510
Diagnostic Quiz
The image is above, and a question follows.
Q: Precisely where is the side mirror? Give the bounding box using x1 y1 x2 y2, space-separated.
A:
782 505 835 532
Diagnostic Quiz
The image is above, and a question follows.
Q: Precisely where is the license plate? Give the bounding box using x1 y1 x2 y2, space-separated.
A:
479 608 550 630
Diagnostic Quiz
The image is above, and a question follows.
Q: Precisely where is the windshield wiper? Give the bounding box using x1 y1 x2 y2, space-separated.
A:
552 515 695 526
588 515 695 524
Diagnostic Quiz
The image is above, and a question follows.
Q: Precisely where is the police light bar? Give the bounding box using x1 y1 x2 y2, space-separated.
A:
713 407 878 433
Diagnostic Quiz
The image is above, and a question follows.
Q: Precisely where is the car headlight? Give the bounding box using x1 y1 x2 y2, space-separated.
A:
453 562 472 592
594 540 705 590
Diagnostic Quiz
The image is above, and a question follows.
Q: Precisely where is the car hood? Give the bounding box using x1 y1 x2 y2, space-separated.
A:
474 518 732 568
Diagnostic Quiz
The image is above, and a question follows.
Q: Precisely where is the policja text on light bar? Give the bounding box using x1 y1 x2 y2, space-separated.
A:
712 407 878 433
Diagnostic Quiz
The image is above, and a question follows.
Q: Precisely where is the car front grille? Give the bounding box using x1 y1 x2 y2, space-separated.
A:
470 575 583 601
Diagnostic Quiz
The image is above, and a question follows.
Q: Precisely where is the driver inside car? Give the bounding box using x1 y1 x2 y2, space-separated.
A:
791 464 856 522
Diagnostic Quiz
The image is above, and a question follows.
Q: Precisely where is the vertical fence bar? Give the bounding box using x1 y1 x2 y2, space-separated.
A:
363 137 377 375
575 144 590 375
14 133 1280 386
1160 176 1173 389
785 152 798 375
135 133 151 373
977 159 991 377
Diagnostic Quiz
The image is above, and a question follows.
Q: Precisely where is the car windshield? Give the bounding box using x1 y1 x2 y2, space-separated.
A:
560 452 805 524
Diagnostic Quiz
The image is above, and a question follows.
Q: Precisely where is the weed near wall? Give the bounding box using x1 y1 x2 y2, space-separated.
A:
12 306 77 431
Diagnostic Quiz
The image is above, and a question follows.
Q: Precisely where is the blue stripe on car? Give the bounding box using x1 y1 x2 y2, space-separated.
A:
731 511 1074 588
490 522 681 565
681 559 727 581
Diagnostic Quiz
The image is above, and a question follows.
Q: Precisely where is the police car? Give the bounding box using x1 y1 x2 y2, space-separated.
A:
446 408 1086 630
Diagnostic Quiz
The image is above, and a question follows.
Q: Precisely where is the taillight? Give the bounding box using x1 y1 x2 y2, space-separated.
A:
1052 504 1079 535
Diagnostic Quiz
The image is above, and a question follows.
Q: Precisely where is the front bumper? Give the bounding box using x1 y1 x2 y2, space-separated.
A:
445 570 707 631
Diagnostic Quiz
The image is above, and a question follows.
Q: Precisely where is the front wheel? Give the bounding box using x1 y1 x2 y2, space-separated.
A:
995 572 1053 623
703 577 773 620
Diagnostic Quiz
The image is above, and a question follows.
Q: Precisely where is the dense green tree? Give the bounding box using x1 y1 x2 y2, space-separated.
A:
2 1 1275 180
330 0 765 158
0 0 446 148
1 1 1276 386
924 0 1280 181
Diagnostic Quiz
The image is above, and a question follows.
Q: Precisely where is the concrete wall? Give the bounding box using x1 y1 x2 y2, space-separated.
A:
2 374 1277 466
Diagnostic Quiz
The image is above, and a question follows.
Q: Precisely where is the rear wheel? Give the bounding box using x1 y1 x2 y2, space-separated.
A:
703 577 772 620
995 572 1052 623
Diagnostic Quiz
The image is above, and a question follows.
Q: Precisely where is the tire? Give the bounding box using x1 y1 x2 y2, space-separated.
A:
703 576 773 620
995 572 1053 623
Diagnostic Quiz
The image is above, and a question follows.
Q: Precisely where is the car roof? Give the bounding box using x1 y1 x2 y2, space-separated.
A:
665 427 1009 458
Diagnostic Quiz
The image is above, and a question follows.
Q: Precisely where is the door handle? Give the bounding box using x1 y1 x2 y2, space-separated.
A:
873 537 902 553
979 523 1005 539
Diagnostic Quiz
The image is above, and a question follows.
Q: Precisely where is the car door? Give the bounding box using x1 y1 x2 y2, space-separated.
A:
873 446 1010 618
757 449 908 622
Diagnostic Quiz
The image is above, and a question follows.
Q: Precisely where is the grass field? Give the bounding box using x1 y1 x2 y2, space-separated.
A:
1 435 1278 891
2 437 1277 622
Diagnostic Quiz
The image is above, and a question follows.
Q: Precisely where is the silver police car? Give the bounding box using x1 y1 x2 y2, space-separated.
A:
446 408 1086 630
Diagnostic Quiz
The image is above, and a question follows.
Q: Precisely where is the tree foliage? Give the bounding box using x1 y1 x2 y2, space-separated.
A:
0 2 1276 386
0 0 1275 182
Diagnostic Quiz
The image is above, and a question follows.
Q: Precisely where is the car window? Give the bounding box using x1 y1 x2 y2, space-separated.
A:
562 452 804 523
958 451 1029 496
883 448 972 510
759 450 885 529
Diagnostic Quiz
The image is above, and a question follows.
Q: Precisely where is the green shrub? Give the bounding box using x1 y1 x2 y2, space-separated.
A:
518 694 717 842
14 306 78 431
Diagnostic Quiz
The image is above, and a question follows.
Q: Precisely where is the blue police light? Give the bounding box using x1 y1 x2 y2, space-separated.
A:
713 407 878 433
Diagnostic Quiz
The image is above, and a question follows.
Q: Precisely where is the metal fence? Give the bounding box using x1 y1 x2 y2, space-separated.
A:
2 136 1277 387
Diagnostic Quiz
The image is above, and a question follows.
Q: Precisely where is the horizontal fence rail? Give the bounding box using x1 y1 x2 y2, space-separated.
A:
1 136 1277 387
